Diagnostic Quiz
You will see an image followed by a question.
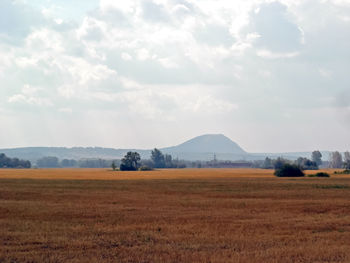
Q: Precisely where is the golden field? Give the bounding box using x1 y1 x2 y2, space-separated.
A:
1 168 350 262
0 168 347 181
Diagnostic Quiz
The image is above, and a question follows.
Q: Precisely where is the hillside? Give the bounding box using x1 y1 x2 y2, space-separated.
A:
162 134 246 154
161 134 248 160
0 147 151 162
0 134 323 162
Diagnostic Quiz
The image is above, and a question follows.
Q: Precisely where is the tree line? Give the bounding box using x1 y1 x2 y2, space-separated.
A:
35 156 121 168
3 149 350 170
257 150 350 170
33 149 187 170
329 151 350 169
118 148 187 171
0 153 31 168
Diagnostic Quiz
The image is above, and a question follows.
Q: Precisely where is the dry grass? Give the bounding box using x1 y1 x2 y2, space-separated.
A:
1 168 350 262
0 168 346 181
0 168 276 180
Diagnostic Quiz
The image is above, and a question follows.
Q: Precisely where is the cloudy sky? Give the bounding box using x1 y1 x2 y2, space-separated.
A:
0 0 349 152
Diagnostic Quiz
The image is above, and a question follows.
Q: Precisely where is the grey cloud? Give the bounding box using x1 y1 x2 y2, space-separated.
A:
334 91 350 127
336 91 350 108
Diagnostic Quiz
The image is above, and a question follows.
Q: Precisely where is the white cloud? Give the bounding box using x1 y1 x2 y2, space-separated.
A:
8 94 53 107
100 1 137 13
58 108 73 114
189 95 238 114
121 52 132 61
1 0 350 150
256 49 300 59
136 48 151 61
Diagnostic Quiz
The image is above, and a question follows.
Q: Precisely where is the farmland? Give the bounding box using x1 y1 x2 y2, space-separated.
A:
1 168 350 262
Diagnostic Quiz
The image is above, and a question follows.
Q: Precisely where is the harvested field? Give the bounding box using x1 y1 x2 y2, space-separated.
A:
1 168 350 262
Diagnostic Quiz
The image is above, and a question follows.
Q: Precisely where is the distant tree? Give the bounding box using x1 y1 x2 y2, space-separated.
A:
120 152 141 171
36 156 60 168
140 159 154 169
61 159 77 168
295 157 318 170
343 151 350 168
311 151 323 166
164 154 174 168
329 151 343 168
343 151 350 169
151 148 165 168
344 161 350 170
172 158 187 169
111 161 116 171
78 159 119 168
0 153 31 168
344 151 350 162
274 164 304 177
262 157 273 169
273 157 288 170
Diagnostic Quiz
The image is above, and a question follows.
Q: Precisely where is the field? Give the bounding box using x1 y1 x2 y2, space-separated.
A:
1 168 350 262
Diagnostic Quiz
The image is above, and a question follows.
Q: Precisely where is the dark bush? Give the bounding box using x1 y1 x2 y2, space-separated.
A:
120 163 137 171
335 169 350 175
139 165 153 171
315 172 330 177
274 164 305 177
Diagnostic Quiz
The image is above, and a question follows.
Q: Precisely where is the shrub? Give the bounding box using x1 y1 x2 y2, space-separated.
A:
335 170 350 175
139 166 153 171
120 164 137 171
274 164 305 177
315 172 330 177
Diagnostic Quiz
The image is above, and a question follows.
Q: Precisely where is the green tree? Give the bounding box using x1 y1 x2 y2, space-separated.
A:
37 156 59 168
165 154 174 168
111 161 116 171
262 157 273 169
0 153 31 168
274 157 287 170
120 152 141 171
151 148 165 168
343 151 350 169
329 151 343 168
344 151 350 161
311 151 323 166
295 157 318 170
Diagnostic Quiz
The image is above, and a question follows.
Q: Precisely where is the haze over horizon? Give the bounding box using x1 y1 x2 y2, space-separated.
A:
1 0 350 152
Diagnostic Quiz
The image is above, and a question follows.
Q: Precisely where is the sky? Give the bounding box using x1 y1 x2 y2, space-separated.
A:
0 0 350 152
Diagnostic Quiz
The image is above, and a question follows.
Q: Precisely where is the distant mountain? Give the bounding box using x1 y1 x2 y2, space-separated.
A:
162 134 246 154
161 134 248 161
0 134 330 163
